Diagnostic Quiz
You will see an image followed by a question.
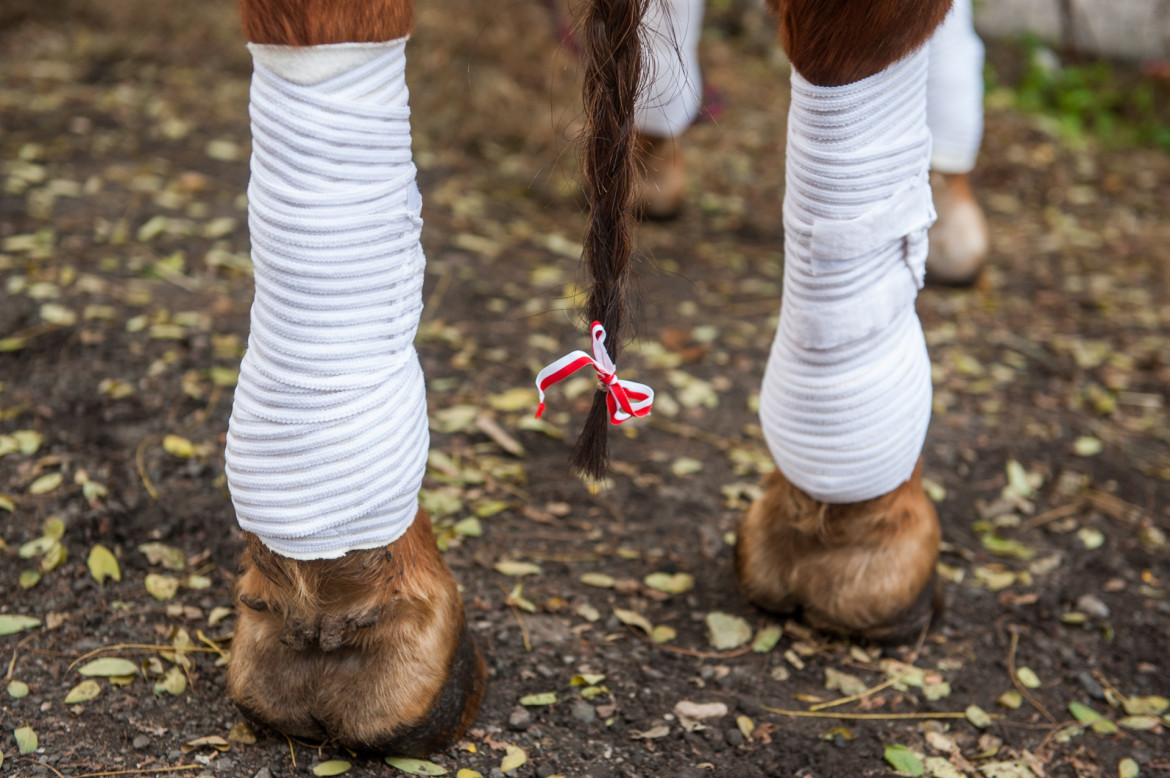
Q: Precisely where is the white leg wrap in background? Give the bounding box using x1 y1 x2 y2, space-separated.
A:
759 48 935 504
927 0 985 174
635 0 705 138
226 39 428 560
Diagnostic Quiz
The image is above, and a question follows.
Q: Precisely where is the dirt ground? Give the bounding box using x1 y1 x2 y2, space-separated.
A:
1 1 1169 777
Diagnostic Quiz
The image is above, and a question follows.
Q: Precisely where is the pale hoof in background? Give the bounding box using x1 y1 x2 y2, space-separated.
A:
926 171 989 286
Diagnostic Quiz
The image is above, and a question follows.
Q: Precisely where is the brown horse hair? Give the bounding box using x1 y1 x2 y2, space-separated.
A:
238 0 414 45
570 0 649 481
767 0 952 87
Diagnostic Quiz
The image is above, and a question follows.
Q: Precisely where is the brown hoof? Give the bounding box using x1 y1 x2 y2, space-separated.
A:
735 460 942 643
926 171 989 287
226 509 486 756
633 132 686 221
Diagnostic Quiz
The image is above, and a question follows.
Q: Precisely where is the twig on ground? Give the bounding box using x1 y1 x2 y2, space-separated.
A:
1007 626 1058 724
135 435 160 500
76 766 202 777
762 706 971 721
808 677 899 712
67 643 220 671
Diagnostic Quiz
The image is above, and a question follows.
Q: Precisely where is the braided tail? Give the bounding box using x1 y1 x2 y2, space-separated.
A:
570 0 648 481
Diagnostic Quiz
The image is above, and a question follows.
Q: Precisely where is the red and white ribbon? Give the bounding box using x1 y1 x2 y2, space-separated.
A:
535 322 654 425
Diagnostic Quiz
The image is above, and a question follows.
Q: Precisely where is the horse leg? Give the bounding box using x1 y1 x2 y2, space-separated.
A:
632 0 704 219
735 0 951 642
224 0 485 753
926 0 990 285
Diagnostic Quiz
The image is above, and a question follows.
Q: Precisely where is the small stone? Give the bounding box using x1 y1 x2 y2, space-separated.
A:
703 726 726 752
132 735 151 750
737 694 762 716
1075 593 1110 620
508 706 533 731
571 699 597 724
725 727 745 747
252 769 273 778
1076 670 1105 700
678 769 707 778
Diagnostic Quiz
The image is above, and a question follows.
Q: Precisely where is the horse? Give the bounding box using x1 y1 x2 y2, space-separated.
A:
221 0 989 757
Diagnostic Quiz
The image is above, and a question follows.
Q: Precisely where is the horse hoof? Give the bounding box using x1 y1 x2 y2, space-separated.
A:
633 132 686 221
734 459 943 643
226 509 486 756
926 171 989 287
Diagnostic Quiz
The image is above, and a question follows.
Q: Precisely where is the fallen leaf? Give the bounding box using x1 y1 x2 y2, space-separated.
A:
7 681 29 699
0 615 41 636
670 457 703 476
1073 436 1103 456
312 761 352 776
163 434 196 458
643 572 694 594
28 472 63 495
500 745 527 774
453 517 482 538
571 674 606 687
580 572 615 588
1015 667 1041 689
997 691 1023 709
824 667 868 697
494 560 541 577
182 736 230 753
751 625 782 653
1123 696 1169 716
14 726 37 754
630 724 671 739
966 704 992 728
138 542 187 571
613 608 653 636
519 692 557 706
19 570 40 589
923 755 965 778
1118 758 1140 778
705 612 752 650
145 573 180 600
87 544 122 584
77 657 138 677
384 757 448 775
1078 527 1105 550
1117 715 1160 731
64 679 101 703
651 625 677 644
736 714 755 741
228 722 256 744
154 666 186 696
884 743 924 776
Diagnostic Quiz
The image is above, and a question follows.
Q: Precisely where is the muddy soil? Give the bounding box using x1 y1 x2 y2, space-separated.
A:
1 2 1168 777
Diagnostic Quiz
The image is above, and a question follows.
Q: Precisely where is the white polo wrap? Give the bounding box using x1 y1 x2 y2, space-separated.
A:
927 0 985 173
636 0 705 138
226 40 428 559
759 48 935 503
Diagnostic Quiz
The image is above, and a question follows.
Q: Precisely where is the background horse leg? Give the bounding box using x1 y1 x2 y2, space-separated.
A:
926 0 991 284
225 0 485 753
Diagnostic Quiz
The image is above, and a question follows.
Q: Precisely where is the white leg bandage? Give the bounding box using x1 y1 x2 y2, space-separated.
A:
927 0 985 174
226 39 428 560
635 0 705 138
759 48 935 504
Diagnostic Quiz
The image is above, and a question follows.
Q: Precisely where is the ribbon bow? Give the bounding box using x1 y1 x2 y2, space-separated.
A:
535 322 654 425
